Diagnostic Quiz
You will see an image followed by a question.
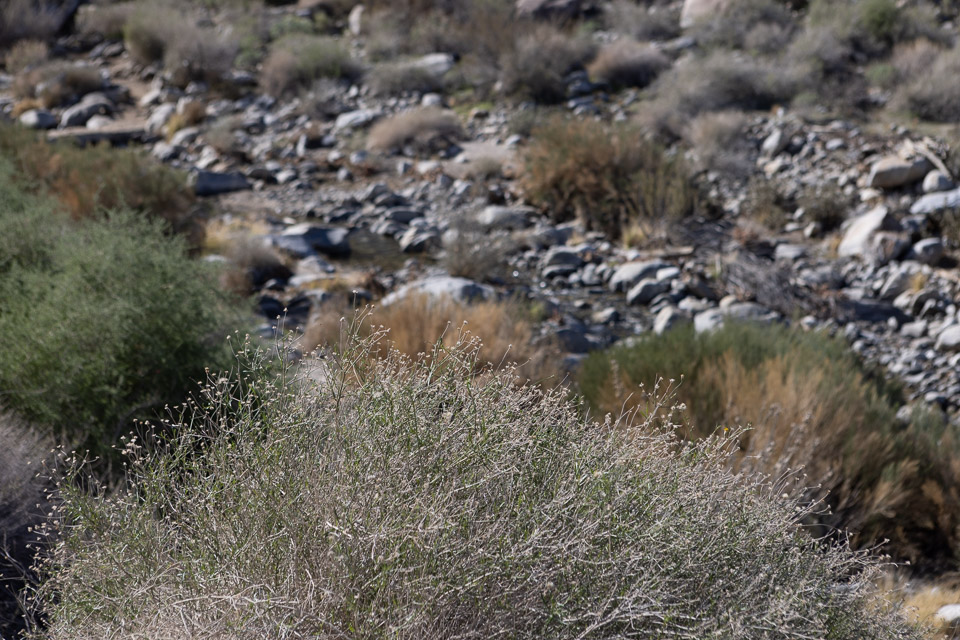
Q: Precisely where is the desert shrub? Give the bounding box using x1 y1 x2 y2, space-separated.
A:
260 34 361 97
586 40 668 90
442 216 514 281
579 322 960 570
367 61 445 96
268 13 316 40
0 162 238 458
0 414 51 638
4 39 48 74
366 107 463 154
644 51 794 139
30 328 923 639
0 124 201 246
523 116 696 241
220 237 292 296
13 62 103 108
77 2 133 40
604 0 680 41
123 4 236 85
683 109 752 177
743 175 791 229
691 0 796 52
499 24 595 104
894 46 960 122
0 0 59 49
798 182 849 231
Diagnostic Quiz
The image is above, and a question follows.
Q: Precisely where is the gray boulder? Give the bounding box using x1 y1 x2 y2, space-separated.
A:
936 325 960 352
59 93 114 128
680 0 729 28
398 227 441 253
911 187 960 216
838 206 900 258
191 170 250 197
609 260 670 292
907 238 944 265
381 276 494 306
275 224 351 258
19 109 57 129
146 103 176 134
478 205 536 230
866 155 932 189
541 247 584 277
626 279 669 306
694 302 773 333
334 109 379 131
923 170 954 193
653 306 691 334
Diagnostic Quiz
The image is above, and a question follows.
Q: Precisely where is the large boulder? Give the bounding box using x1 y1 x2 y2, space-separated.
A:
911 187 960 216
478 205 536 230
380 276 494 306
837 206 900 259
866 155 932 189
936 325 960 352
273 224 351 259
609 260 670 292
59 92 113 128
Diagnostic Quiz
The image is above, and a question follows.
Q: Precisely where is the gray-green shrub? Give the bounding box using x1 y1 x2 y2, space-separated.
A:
0 161 238 458
31 330 922 639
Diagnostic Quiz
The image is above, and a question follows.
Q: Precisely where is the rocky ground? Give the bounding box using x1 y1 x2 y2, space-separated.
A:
5 0 960 424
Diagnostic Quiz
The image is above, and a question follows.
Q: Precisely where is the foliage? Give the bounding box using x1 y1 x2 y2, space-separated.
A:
0 162 238 459
366 107 463 154
579 322 960 570
499 24 595 104
31 329 922 639
523 116 696 241
260 34 361 96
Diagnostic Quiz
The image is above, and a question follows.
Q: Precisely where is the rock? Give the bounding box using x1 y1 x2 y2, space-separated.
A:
680 0 729 28
653 306 691 335
911 187 960 216
866 155 932 189
922 170 954 193
878 264 919 300
936 325 960 352
760 128 786 158
398 227 441 253
901 320 928 338
85 114 113 129
18 109 57 129
868 231 910 266
151 141 180 162
478 205 536 230
541 247 584 277
838 206 900 259
146 103 176 134
334 109 379 131
59 93 113 128
409 53 456 78
554 327 597 354
516 0 583 20
191 170 250 196
273 224 351 259
382 207 423 224
626 279 669 306
694 302 773 333
381 276 494 306
907 238 944 265
774 243 807 261
348 3 364 35
609 260 670 292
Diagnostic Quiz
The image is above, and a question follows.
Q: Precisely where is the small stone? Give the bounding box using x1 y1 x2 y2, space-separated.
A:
922 169 954 193
18 109 57 129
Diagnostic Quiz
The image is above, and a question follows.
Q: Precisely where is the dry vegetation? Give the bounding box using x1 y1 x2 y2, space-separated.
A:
302 294 558 385
12 62 102 108
0 0 59 50
523 116 697 241
29 331 923 639
260 34 360 96
586 40 669 90
366 107 463 155
499 23 595 103
579 322 960 571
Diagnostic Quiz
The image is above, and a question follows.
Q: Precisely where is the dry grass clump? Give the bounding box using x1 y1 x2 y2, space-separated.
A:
0 124 201 246
523 116 696 241
690 0 796 53
366 60 446 97
29 328 924 640
0 413 50 638
4 39 48 74
366 107 463 155
303 295 555 384
123 4 237 86
644 51 794 139
683 109 752 178
604 0 680 41
260 34 360 97
579 322 960 571
219 236 292 296
77 2 133 41
499 23 595 104
587 40 669 90
12 62 103 108
894 46 960 122
0 0 59 49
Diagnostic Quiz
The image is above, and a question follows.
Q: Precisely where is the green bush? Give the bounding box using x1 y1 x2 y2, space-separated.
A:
0 161 238 458
579 322 960 570
523 116 696 241
31 331 922 639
